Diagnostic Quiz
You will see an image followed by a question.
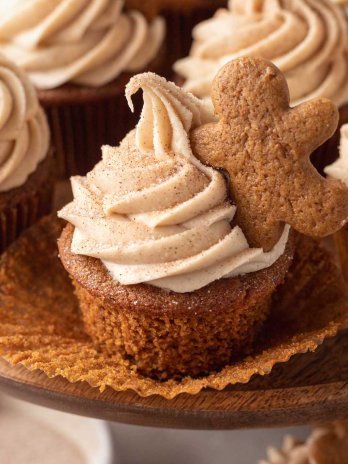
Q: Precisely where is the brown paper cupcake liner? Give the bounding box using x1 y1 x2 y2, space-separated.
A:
0 216 347 399
311 104 348 174
0 154 54 253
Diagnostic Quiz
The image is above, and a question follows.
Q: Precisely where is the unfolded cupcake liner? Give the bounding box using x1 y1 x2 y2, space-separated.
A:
0 155 54 254
0 216 347 399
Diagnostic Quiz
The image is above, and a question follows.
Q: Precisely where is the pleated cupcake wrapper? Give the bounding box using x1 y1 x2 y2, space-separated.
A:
0 169 53 254
0 216 347 399
41 93 138 179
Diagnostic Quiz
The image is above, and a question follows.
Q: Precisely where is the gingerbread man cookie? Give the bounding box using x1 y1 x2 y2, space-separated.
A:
191 57 348 251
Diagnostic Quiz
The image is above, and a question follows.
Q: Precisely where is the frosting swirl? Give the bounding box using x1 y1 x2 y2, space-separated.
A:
0 0 165 89
59 73 289 293
261 422 348 464
174 0 348 107
325 124 348 185
0 54 49 192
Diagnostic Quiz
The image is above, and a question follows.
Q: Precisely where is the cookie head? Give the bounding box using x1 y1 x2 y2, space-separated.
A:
191 57 348 251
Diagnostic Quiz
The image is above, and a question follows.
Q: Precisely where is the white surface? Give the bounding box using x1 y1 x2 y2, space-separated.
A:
110 423 311 464
0 395 114 464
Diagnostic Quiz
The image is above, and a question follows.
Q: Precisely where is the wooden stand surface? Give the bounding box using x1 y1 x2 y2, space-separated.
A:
0 330 347 430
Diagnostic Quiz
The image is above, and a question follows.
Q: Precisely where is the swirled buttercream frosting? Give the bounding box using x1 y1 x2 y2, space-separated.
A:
260 422 348 464
0 54 49 192
325 124 348 185
174 0 348 107
59 73 289 293
0 0 165 89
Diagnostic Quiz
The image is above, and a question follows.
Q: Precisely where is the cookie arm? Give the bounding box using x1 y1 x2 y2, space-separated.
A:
282 99 338 157
191 124 224 169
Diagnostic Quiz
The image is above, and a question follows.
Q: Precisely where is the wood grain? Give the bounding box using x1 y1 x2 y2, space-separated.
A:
0 330 348 430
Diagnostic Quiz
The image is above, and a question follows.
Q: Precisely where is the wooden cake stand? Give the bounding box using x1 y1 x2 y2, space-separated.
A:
0 330 347 430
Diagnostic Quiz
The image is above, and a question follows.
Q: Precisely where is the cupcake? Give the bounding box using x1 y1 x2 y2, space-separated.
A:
58 57 348 380
174 0 348 172
0 54 52 252
260 422 348 464
125 0 226 67
325 124 348 281
0 0 166 178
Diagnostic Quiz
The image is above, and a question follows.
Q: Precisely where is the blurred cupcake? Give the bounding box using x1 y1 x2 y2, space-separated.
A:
325 124 348 281
260 422 348 464
58 58 348 380
174 0 348 172
0 0 166 177
0 54 52 252
125 0 226 68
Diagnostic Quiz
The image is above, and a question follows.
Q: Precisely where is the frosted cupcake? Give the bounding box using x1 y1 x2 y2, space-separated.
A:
58 57 348 379
325 124 348 281
0 0 165 177
260 422 348 464
125 0 225 67
0 54 52 252
174 0 348 171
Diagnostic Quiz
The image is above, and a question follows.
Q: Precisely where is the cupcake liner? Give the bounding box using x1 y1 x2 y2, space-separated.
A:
311 104 348 173
0 154 54 253
335 225 348 282
0 217 347 399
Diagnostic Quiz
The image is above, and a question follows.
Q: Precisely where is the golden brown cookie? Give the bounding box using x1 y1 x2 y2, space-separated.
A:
191 57 348 251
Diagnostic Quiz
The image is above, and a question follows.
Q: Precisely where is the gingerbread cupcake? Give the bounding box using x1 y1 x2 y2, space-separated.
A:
325 125 348 281
260 422 348 464
0 0 165 177
174 0 348 172
125 0 225 68
0 54 52 252
58 57 348 380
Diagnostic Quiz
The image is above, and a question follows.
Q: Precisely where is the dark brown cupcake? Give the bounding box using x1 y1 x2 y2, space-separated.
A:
38 51 165 179
58 223 295 379
125 0 226 70
0 153 54 253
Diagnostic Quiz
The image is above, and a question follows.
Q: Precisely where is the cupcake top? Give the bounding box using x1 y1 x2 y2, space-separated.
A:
0 0 165 90
174 0 348 107
58 72 290 293
260 422 348 464
325 124 348 185
0 54 49 193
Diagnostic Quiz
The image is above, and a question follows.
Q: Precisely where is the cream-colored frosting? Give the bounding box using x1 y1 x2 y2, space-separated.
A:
324 124 348 185
0 54 49 193
59 73 289 293
174 0 348 107
260 422 348 464
0 0 165 90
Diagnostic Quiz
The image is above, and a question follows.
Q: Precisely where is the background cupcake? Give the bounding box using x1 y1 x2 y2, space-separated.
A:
325 124 348 281
0 54 52 252
125 0 226 70
0 0 166 177
174 0 348 171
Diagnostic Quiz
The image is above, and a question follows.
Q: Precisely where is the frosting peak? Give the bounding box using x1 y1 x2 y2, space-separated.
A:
59 73 289 293
0 54 49 192
0 0 165 89
174 0 348 107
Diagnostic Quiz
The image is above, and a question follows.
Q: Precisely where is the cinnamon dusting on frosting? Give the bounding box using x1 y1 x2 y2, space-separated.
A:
59 73 289 293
